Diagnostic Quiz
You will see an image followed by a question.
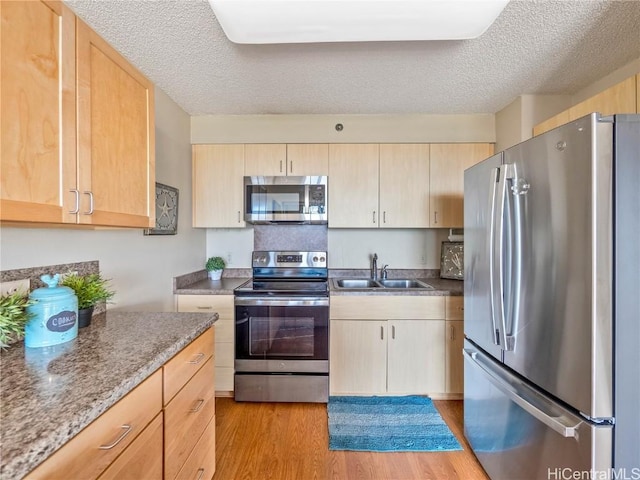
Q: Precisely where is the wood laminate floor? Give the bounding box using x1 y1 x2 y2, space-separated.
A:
213 398 489 480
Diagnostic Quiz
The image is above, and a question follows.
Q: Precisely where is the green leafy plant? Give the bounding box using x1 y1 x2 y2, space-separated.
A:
0 291 34 349
61 273 115 310
206 256 226 271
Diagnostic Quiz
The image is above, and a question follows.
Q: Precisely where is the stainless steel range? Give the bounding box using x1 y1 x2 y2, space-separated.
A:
234 251 329 403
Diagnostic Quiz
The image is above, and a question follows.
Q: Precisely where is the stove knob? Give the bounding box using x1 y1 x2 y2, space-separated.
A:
259 256 267 263
313 256 318 262
320 256 326 262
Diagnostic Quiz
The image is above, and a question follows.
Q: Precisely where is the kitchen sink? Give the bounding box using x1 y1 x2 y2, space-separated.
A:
378 279 433 289
335 278 381 288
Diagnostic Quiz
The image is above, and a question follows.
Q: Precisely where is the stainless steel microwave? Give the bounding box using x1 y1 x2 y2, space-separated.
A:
244 176 327 224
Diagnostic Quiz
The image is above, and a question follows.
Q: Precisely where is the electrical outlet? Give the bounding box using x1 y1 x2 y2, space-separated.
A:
226 252 232 265
0 279 30 296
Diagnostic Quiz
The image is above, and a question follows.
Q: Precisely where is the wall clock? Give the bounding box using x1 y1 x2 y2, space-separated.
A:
144 183 179 235
440 241 464 280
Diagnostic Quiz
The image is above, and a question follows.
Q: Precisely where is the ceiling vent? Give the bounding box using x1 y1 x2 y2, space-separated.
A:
209 0 511 44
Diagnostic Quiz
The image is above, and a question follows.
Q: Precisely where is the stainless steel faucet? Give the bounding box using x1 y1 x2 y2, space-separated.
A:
371 253 378 280
381 264 389 280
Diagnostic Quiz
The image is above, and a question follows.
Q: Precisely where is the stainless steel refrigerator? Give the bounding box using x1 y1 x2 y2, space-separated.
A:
463 113 639 479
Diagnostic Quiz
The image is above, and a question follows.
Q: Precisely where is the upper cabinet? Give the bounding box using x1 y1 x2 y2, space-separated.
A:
192 144 245 228
429 143 494 228
244 143 328 176
1 2 155 228
75 19 155 227
533 75 638 136
379 144 430 228
1 1 77 224
328 144 380 228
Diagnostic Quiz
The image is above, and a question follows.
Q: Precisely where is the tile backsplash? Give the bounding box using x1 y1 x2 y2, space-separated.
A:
1 260 106 315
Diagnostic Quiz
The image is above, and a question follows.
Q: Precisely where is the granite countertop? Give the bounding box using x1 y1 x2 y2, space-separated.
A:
0 311 218 480
175 277 250 295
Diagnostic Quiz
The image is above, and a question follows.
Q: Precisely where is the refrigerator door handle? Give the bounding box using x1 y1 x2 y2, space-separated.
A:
463 348 583 438
489 166 507 347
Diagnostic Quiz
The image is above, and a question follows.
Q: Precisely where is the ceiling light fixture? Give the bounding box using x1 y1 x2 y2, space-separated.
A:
209 0 510 44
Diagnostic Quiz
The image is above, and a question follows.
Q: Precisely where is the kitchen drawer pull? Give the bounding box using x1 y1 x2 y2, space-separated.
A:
450 325 455 340
196 306 213 310
391 325 395 339
69 189 80 214
188 352 206 365
195 468 205 480
380 326 384 340
99 424 132 450
190 399 205 413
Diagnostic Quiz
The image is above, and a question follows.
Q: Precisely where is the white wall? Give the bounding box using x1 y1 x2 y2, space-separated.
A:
0 88 206 311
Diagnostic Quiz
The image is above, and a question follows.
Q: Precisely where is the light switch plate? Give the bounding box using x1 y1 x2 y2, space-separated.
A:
0 279 30 296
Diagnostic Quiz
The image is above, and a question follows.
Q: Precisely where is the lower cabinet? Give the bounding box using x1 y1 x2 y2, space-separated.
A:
330 295 446 396
330 318 445 395
176 294 234 393
445 296 464 396
25 327 216 480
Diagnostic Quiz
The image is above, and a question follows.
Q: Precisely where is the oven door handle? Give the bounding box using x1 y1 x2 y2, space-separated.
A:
234 297 329 307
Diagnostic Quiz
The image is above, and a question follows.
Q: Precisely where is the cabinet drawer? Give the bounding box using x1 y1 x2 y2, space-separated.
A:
445 296 464 320
331 295 445 320
26 370 162 480
174 415 216 480
164 327 214 404
165 356 215 480
177 295 233 318
97 412 163 480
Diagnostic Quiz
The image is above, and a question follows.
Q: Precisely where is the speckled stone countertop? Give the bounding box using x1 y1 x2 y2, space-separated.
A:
174 269 250 295
0 311 218 480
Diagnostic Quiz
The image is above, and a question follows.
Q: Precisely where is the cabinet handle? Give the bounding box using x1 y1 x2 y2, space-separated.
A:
188 352 205 365
190 399 205 413
450 325 455 341
380 326 384 340
279 160 283 173
434 211 438 224
83 191 94 215
69 190 80 214
196 306 213 310
99 424 132 450
383 211 387 224
195 468 205 480
237 211 241 223
289 160 293 174
392 325 395 339
373 211 376 224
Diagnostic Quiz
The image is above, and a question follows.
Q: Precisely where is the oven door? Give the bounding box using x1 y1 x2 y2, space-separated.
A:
235 297 329 373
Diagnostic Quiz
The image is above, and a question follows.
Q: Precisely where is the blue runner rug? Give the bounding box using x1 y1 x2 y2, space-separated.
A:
328 395 462 452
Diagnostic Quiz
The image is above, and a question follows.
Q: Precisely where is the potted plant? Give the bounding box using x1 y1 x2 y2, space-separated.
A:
0 290 34 349
205 256 226 281
61 273 115 328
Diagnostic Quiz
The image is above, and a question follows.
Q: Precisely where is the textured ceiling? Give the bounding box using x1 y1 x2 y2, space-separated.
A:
65 0 640 116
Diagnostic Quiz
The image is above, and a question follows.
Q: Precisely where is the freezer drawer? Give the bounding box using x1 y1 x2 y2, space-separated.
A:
463 341 612 480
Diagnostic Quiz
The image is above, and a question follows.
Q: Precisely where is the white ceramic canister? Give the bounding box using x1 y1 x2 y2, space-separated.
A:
25 274 78 348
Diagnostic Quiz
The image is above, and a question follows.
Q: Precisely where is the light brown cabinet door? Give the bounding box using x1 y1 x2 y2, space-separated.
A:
429 143 494 228
568 76 637 120
192 145 245 227
533 110 570 137
286 144 328 176
387 320 445 394
76 19 155 227
379 144 430 228
1 1 77 223
330 320 388 395
244 144 286 176
328 144 379 227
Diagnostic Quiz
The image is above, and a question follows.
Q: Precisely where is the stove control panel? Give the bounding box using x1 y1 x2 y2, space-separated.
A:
252 251 327 268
